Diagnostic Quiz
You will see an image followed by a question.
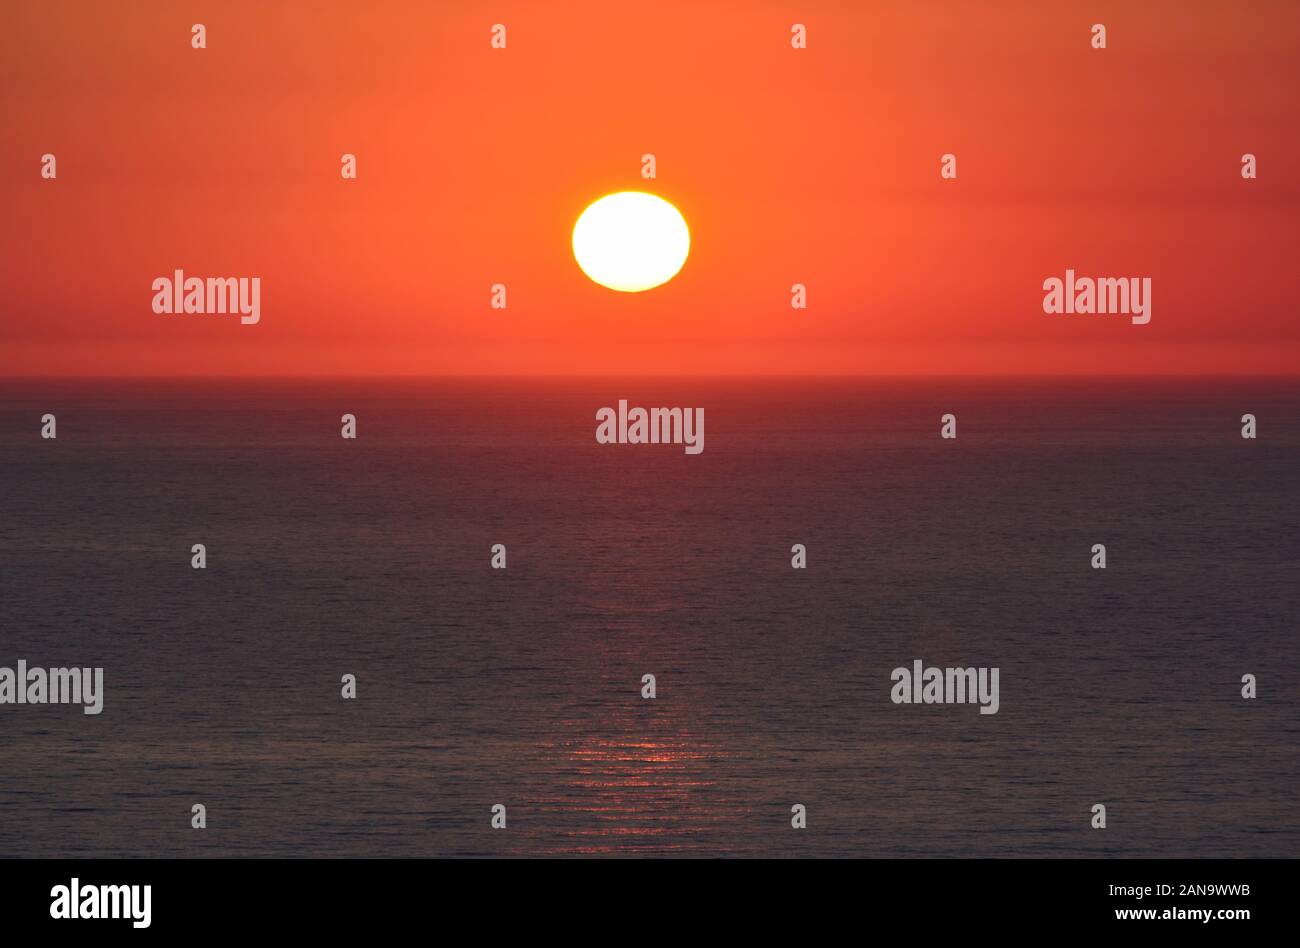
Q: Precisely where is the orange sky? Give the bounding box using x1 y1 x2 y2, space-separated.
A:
2 0 1298 375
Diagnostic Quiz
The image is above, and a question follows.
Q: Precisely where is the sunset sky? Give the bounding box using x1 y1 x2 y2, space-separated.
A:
2 0 1297 376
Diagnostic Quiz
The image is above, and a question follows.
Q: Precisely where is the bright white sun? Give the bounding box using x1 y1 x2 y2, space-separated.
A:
572 191 690 292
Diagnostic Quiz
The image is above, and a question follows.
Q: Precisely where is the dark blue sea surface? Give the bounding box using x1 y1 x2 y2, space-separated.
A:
0 377 1296 857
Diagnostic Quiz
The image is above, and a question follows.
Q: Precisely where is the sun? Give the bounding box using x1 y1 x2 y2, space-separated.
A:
572 191 690 292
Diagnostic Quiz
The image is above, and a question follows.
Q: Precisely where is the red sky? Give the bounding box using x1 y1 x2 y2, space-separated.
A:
2 0 1298 375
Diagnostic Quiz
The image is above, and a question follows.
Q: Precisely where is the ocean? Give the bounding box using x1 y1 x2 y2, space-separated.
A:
1 377 1296 857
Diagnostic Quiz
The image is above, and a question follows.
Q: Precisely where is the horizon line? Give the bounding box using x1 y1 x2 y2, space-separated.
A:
2 372 1300 381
